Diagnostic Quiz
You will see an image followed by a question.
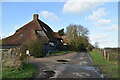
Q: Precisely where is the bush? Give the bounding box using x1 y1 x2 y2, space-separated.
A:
26 37 47 57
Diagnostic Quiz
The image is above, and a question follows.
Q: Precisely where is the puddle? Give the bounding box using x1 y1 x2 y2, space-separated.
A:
80 66 107 78
57 60 70 62
81 66 97 71
100 74 107 79
43 70 55 78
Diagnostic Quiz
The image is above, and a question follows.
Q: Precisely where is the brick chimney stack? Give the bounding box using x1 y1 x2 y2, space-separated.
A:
33 14 39 20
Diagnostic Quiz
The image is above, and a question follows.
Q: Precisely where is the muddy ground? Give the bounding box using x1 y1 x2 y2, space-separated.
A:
29 52 106 79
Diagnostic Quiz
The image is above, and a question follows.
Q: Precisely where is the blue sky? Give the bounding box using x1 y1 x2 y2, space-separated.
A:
1 1 118 48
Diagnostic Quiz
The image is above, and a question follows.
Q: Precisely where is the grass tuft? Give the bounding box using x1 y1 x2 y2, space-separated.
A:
2 63 36 79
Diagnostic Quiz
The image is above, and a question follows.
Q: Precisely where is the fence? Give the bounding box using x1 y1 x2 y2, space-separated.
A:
93 48 119 61
1 47 23 69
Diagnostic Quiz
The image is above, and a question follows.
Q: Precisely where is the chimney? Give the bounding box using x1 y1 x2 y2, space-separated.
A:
33 14 39 20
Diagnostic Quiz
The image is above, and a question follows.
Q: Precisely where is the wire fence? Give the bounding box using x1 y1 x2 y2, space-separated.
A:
93 48 119 61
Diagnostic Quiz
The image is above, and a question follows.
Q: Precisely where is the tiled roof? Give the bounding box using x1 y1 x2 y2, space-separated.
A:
53 32 61 39
2 14 61 45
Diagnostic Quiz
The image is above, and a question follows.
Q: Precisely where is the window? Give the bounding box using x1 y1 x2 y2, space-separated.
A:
20 34 23 37
36 30 46 36
49 42 54 46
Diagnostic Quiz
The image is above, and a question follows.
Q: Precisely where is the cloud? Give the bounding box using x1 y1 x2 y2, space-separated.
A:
0 33 3 39
95 19 112 25
90 33 109 44
40 11 61 21
1 0 119 2
89 33 111 48
89 33 118 48
86 8 112 26
62 0 103 14
1 25 19 39
1 31 14 39
105 24 118 31
100 39 118 48
86 8 106 20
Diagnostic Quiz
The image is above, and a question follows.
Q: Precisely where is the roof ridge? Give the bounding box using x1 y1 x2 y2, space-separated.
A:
16 20 34 32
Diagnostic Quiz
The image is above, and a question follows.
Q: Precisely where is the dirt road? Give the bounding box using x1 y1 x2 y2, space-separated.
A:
30 52 105 79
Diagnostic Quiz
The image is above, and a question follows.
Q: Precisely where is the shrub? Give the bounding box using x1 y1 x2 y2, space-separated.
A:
26 37 47 57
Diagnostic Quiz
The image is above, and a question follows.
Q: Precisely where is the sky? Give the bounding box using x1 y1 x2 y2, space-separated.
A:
1 0 119 48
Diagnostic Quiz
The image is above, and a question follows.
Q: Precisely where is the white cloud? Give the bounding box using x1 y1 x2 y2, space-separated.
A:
86 8 106 20
1 0 119 2
89 33 118 48
40 11 61 21
105 24 118 31
86 8 112 26
1 32 14 39
90 33 109 43
89 33 111 48
1 25 19 39
0 33 3 40
95 19 112 25
62 0 103 14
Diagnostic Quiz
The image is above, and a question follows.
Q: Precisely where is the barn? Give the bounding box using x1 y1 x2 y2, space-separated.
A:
2 14 63 55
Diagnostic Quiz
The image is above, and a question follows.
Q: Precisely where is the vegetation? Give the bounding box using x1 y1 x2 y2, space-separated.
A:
26 37 47 58
66 24 89 51
89 51 118 78
58 28 65 36
0 40 2 45
2 64 36 79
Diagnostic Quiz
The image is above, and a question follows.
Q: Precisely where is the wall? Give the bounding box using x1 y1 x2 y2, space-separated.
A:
1 47 23 69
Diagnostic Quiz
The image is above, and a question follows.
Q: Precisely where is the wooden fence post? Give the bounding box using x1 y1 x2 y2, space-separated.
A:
104 50 107 59
102 49 104 57
107 53 110 61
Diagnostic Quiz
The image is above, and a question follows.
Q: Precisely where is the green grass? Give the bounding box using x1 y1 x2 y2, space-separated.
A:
2 64 36 79
89 51 118 78
52 51 75 55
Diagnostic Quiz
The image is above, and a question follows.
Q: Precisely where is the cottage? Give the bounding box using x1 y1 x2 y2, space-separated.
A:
2 14 63 54
61 36 69 45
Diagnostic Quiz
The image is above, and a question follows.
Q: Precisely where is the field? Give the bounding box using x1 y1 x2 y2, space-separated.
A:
89 51 118 78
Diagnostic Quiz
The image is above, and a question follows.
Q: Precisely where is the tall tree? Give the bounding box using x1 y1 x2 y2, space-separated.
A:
66 24 89 51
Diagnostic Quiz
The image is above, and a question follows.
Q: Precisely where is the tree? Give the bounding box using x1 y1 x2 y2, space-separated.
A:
58 28 65 36
66 24 89 51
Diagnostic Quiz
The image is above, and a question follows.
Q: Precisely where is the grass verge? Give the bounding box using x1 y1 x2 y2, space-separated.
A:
89 51 118 78
2 63 36 79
